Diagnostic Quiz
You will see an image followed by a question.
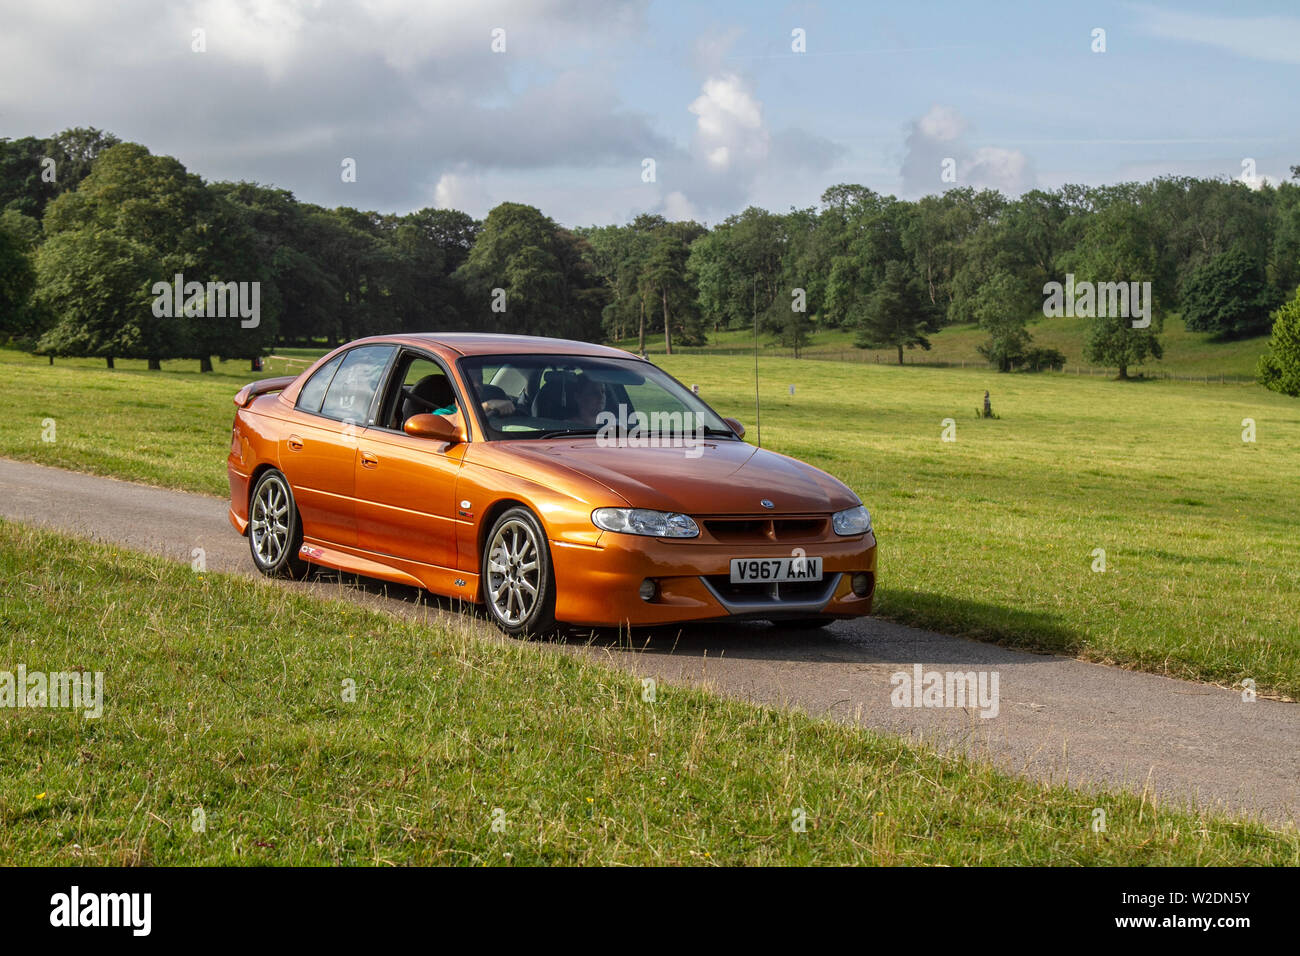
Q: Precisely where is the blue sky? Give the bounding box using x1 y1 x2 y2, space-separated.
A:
1 0 1296 226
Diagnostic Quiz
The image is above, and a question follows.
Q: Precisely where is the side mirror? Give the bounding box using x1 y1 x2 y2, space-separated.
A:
403 413 464 444
722 417 746 439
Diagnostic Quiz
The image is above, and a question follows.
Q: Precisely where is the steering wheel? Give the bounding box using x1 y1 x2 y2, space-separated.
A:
400 385 443 413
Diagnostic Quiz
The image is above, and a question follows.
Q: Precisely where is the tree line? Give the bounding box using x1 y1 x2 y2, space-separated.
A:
1 128 1299 394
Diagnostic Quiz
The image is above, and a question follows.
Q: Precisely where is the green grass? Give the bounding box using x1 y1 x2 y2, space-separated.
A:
1 345 1297 698
0 350 326 494
620 313 1271 379
662 354 1300 699
1 520 1293 865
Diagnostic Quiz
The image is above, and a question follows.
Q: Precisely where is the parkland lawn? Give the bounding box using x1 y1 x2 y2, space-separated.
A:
631 312 1273 381
0 344 1297 699
1 521 1294 865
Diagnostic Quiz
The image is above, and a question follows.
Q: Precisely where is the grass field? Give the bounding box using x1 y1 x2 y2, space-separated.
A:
1 520 1294 865
0 344 1297 699
621 313 1273 380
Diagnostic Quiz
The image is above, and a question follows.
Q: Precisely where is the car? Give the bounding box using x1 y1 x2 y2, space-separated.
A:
226 333 877 635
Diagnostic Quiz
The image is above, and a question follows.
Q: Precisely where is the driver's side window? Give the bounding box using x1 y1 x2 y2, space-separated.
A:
385 355 457 429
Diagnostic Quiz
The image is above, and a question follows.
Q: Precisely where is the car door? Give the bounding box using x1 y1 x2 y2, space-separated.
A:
353 353 468 571
279 345 396 548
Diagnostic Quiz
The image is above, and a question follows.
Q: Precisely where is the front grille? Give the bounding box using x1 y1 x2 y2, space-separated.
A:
700 573 842 614
704 575 832 603
702 516 829 543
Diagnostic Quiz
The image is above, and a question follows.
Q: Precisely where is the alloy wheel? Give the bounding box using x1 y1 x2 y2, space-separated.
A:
486 518 541 626
250 475 291 568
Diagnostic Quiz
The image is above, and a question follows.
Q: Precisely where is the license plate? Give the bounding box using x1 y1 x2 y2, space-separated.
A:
730 556 823 584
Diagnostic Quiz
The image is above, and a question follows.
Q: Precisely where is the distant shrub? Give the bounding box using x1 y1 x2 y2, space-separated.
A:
1257 290 1300 397
1017 347 1067 372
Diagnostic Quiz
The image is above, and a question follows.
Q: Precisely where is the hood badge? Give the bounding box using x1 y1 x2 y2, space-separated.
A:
760 499 775 510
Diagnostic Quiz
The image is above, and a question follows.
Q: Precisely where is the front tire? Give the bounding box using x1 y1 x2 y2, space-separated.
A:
248 469 308 578
481 506 556 637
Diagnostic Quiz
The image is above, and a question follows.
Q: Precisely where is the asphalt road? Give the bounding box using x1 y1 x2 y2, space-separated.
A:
1 457 1295 826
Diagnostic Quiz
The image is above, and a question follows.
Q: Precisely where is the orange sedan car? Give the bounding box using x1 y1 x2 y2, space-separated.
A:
227 333 876 635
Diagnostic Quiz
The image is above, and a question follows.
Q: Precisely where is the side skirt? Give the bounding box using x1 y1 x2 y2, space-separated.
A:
298 538 482 606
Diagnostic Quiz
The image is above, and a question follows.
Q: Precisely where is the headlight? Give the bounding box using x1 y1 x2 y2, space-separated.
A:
592 508 699 538
832 504 872 536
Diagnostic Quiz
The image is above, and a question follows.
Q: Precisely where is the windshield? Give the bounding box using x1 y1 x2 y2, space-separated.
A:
458 354 734 442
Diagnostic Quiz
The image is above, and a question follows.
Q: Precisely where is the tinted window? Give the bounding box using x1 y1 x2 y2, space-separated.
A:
458 354 730 440
320 346 396 423
296 354 343 414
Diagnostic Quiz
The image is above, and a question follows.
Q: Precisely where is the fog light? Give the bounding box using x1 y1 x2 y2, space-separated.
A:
639 578 658 601
851 573 872 597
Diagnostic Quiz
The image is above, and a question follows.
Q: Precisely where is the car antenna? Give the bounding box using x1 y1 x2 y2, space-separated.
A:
752 276 762 447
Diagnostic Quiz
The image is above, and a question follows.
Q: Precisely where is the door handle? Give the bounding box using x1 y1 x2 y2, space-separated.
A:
287 435 304 451
360 451 379 468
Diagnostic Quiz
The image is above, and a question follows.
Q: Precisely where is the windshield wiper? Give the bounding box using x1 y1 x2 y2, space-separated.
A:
534 426 603 439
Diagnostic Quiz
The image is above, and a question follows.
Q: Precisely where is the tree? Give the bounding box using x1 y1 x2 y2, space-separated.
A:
581 222 648 344
455 202 604 341
687 226 744 334
973 271 1035 371
35 142 208 366
765 207 819 356
854 260 939 364
0 219 37 338
0 137 49 218
1258 289 1300 396
383 207 479 332
1181 245 1279 338
823 190 906 330
35 230 161 366
0 128 120 220
34 142 281 369
1268 184 1300 297
188 187 281 369
1062 203 1164 379
901 188 998 316
210 183 338 348
639 234 701 354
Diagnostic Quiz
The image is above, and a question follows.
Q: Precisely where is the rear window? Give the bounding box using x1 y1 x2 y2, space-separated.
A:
295 354 343 414
320 346 396 423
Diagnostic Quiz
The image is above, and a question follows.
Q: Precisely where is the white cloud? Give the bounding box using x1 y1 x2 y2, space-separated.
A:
661 190 699 222
191 0 320 78
688 73 769 172
1240 171 1288 190
0 0 844 223
964 146 1031 195
901 105 1034 197
916 105 967 142
0 0 665 215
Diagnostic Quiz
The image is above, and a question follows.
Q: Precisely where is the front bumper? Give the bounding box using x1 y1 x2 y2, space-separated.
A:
550 529 876 627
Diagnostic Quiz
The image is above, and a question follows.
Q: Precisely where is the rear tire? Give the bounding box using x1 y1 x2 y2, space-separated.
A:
481 506 556 637
248 469 308 579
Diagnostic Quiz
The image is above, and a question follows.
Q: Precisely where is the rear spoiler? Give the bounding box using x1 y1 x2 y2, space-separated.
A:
233 375 297 408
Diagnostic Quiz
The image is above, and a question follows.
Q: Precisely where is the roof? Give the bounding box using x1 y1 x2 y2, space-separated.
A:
386 332 644 360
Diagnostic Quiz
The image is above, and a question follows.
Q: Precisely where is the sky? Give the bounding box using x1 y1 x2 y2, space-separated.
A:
1 0 1297 227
